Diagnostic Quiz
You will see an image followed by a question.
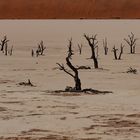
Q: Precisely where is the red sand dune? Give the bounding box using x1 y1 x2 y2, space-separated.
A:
0 0 140 19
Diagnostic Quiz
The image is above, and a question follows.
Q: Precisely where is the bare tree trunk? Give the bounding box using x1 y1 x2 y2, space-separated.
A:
0 36 9 51
31 49 34 57
66 56 81 90
40 41 46 55
90 44 98 68
124 32 137 54
130 46 133 54
118 44 124 60
92 47 98 68
112 46 118 60
84 34 99 69
103 38 108 55
118 51 122 60
133 46 136 54
57 39 81 91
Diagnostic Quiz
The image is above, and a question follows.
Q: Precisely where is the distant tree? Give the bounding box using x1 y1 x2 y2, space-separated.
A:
0 36 9 52
31 49 34 57
39 40 46 55
103 38 108 55
35 40 46 57
57 39 81 91
84 34 99 68
112 45 118 60
124 32 137 54
112 44 124 60
118 44 124 60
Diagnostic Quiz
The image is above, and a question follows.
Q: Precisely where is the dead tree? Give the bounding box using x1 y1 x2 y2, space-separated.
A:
57 39 81 91
78 44 82 55
39 40 46 55
112 44 124 60
127 67 137 74
124 32 137 54
103 38 108 55
84 34 99 69
35 41 46 56
118 44 124 60
19 79 34 86
0 36 9 52
112 46 118 60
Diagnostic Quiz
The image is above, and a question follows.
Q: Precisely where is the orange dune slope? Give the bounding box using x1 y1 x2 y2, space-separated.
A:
0 0 140 19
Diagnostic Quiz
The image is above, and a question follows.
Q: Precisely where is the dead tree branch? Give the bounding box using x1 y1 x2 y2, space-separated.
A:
57 39 81 91
118 44 125 60
112 46 118 60
124 32 137 54
84 34 99 68
35 40 46 57
112 44 124 60
0 36 9 52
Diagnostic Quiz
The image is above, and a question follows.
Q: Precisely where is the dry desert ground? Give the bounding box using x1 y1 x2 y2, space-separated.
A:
0 20 140 140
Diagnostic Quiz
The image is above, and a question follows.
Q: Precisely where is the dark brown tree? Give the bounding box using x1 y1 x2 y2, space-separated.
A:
57 39 81 91
103 38 108 55
39 40 46 55
112 46 118 60
0 36 9 51
124 32 137 54
31 49 34 57
84 34 99 69
112 44 124 60
118 44 124 60
36 41 46 57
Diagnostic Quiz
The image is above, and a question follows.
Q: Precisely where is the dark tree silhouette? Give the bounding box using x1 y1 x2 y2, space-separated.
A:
124 32 137 54
84 34 98 68
19 79 34 86
0 36 9 51
31 49 34 57
36 40 46 57
57 39 81 91
0 36 13 56
103 38 108 55
118 44 124 60
112 46 118 60
112 44 124 60
39 40 46 55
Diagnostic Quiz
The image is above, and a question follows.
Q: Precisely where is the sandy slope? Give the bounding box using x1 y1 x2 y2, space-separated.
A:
0 0 140 19
0 20 140 139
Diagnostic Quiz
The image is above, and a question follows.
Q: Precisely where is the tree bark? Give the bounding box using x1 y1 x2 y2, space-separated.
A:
84 34 99 69
66 56 81 90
